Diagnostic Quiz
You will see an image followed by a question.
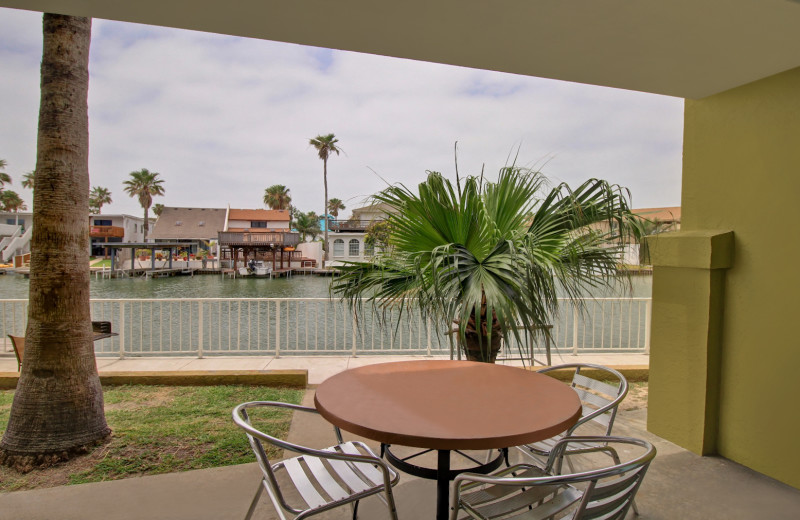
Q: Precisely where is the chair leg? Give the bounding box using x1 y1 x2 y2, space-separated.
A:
244 482 264 520
351 500 359 520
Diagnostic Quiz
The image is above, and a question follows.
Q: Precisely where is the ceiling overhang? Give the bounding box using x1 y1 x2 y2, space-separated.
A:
2 0 800 99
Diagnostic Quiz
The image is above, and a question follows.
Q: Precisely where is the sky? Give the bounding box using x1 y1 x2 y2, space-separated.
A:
0 7 684 219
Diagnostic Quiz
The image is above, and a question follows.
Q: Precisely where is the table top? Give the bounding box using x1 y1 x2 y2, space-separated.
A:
314 360 582 451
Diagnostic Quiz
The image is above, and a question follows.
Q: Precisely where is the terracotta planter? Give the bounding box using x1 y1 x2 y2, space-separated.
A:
462 333 502 363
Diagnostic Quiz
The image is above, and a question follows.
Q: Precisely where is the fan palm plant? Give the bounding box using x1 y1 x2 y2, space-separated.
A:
332 166 641 363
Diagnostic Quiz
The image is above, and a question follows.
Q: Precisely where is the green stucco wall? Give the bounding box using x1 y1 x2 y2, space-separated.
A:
649 66 800 488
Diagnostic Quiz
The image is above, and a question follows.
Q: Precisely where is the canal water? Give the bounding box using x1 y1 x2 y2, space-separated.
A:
0 272 652 300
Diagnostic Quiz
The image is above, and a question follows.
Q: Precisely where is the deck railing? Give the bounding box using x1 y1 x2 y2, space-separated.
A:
0 297 650 359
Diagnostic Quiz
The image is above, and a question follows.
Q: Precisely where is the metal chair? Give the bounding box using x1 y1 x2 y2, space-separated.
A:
517 363 629 466
232 401 400 520
7 335 24 372
451 436 655 520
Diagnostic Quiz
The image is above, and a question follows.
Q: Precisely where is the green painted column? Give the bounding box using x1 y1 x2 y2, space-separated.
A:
646 230 733 455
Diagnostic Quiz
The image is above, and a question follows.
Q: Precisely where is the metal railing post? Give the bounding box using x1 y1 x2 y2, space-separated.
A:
198 301 204 359
119 301 126 359
426 317 432 357
572 305 579 355
351 309 358 357
645 299 652 354
275 301 281 358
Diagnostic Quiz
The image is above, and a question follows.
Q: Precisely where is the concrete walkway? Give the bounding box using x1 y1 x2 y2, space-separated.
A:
0 352 650 385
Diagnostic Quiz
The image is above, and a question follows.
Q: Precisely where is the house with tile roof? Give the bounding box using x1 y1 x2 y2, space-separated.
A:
149 207 228 255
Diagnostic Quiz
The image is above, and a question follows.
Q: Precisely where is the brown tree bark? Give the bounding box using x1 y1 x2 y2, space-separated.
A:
0 14 110 471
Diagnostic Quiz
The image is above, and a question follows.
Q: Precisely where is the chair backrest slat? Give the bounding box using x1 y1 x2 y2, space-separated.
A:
8 335 24 371
574 387 614 412
573 372 621 398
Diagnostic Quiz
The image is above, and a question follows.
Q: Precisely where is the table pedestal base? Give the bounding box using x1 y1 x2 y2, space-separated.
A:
383 445 507 520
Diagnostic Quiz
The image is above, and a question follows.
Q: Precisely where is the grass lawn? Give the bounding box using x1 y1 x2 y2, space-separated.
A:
0 385 304 491
90 258 112 267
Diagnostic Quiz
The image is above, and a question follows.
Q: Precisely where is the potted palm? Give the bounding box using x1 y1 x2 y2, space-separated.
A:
332 165 641 363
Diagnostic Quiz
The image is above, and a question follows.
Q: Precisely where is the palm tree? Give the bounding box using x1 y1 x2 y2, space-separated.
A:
309 134 342 268
294 211 322 242
123 168 165 241
328 197 346 218
332 166 641 363
89 186 112 214
152 203 165 217
1 14 111 465
0 190 27 225
263 184 292 210
0 160 11 192
21 171 35 190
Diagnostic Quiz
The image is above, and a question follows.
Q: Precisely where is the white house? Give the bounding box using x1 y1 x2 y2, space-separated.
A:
326 203 394 264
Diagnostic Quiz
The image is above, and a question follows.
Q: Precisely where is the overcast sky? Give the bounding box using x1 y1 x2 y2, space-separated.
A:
0 7 684 219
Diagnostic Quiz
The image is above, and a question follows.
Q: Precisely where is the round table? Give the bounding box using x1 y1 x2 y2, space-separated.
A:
314 360 582 520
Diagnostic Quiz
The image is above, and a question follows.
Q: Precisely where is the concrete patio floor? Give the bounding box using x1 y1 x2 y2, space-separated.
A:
2 382 799 520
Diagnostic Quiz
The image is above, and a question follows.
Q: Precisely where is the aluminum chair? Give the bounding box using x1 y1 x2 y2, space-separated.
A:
232 401 400 520
518 363 629 466
451 436 655 520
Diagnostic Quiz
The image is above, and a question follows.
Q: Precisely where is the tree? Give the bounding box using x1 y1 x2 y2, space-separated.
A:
152 203 165 217
333 166 641 363
263 184 291 210
0 160 10 191
123 168 164 241
21 171 35 190
0 190 27 225
364 219 393 251
328 197 346 218
0 14 111 470
89 186 112 214
309 134 342 268
294 211 322 242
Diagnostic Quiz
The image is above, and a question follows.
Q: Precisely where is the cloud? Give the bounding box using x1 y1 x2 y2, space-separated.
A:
0 8 683 216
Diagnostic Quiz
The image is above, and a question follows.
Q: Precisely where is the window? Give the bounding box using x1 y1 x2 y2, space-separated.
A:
348 239 360 256
93 219 112 226
251 221 268 228
364 241 374 257
333 239 345 257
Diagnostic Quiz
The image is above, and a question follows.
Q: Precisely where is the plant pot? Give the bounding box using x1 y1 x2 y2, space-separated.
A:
462 333 502 363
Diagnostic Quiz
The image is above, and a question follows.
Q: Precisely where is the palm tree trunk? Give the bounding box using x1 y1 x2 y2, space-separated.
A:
143 206 149 242
0 14 110 468
323 157 329 268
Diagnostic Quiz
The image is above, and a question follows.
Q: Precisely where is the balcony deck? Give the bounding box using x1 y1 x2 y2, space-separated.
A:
217 230 300 247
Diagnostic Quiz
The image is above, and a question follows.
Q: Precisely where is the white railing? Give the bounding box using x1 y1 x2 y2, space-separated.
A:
0 297 651 358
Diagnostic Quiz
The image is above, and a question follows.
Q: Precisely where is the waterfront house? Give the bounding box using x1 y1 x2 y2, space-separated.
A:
1 211 151 263
327 203 395 263
219 208 301 270
89 213 153 257
149 207 227 256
